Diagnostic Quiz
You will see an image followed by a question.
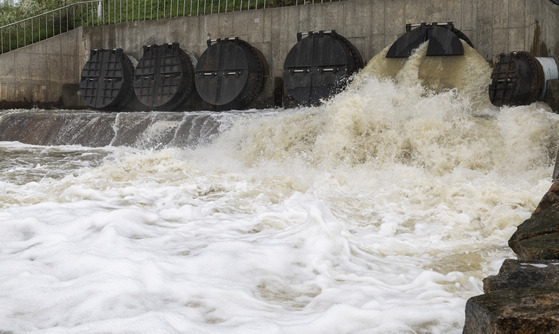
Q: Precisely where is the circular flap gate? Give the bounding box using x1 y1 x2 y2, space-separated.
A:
489 51 546 107
385 22 474 58
133 42 196 111
79 48 135 110
283 30 363 106
195 38 266 110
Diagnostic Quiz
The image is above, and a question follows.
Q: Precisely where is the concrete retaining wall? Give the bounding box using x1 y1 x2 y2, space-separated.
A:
0 28 83 108
0 0 558 109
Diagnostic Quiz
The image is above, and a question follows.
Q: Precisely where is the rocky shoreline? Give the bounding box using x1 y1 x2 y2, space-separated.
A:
463 183 559 333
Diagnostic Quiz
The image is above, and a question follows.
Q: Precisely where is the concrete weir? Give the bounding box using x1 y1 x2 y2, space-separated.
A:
0 110 224 148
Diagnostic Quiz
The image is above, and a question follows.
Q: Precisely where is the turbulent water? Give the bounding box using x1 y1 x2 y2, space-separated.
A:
2 42 559 333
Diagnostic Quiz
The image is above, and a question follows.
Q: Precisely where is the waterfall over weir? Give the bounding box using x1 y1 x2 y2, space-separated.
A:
0 110 231 148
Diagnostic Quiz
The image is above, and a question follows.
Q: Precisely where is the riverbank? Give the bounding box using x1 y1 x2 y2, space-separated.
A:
463 182 559 332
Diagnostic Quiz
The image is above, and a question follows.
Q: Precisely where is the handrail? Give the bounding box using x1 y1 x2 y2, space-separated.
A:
0 0 345 54
1 0 103 53
0 1 102 30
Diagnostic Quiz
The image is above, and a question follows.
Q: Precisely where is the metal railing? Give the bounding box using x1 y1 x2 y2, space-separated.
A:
1 1 102 53
0 0 344 54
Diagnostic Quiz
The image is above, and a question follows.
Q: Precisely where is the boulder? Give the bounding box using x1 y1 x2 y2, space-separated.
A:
464 182 559 332
463 287 559 334
532 182 559 216
509 182 559 260
511 232 559 261
483 259 559 293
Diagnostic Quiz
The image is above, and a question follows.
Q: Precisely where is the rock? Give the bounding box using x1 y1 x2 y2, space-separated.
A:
483 259 559 293
532 182 559 216
463 287 559 334
509 201 559 260
464 182 559 333
512 232 559 261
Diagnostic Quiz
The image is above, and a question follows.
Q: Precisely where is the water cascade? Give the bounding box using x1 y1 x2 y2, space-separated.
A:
0 110 226 148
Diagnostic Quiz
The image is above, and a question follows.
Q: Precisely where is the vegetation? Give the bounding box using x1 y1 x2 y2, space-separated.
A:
1 0 299 26
0 0 71 26
0 0 301 52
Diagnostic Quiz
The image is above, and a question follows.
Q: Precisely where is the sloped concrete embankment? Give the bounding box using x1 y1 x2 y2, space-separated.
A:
463 183 559 333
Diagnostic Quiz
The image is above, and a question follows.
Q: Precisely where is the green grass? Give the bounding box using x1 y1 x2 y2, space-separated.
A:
0 0 311 53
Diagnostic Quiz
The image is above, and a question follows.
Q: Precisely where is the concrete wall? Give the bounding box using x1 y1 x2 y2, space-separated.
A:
79 0 559 79
0 28 83 108
0 0 558 109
